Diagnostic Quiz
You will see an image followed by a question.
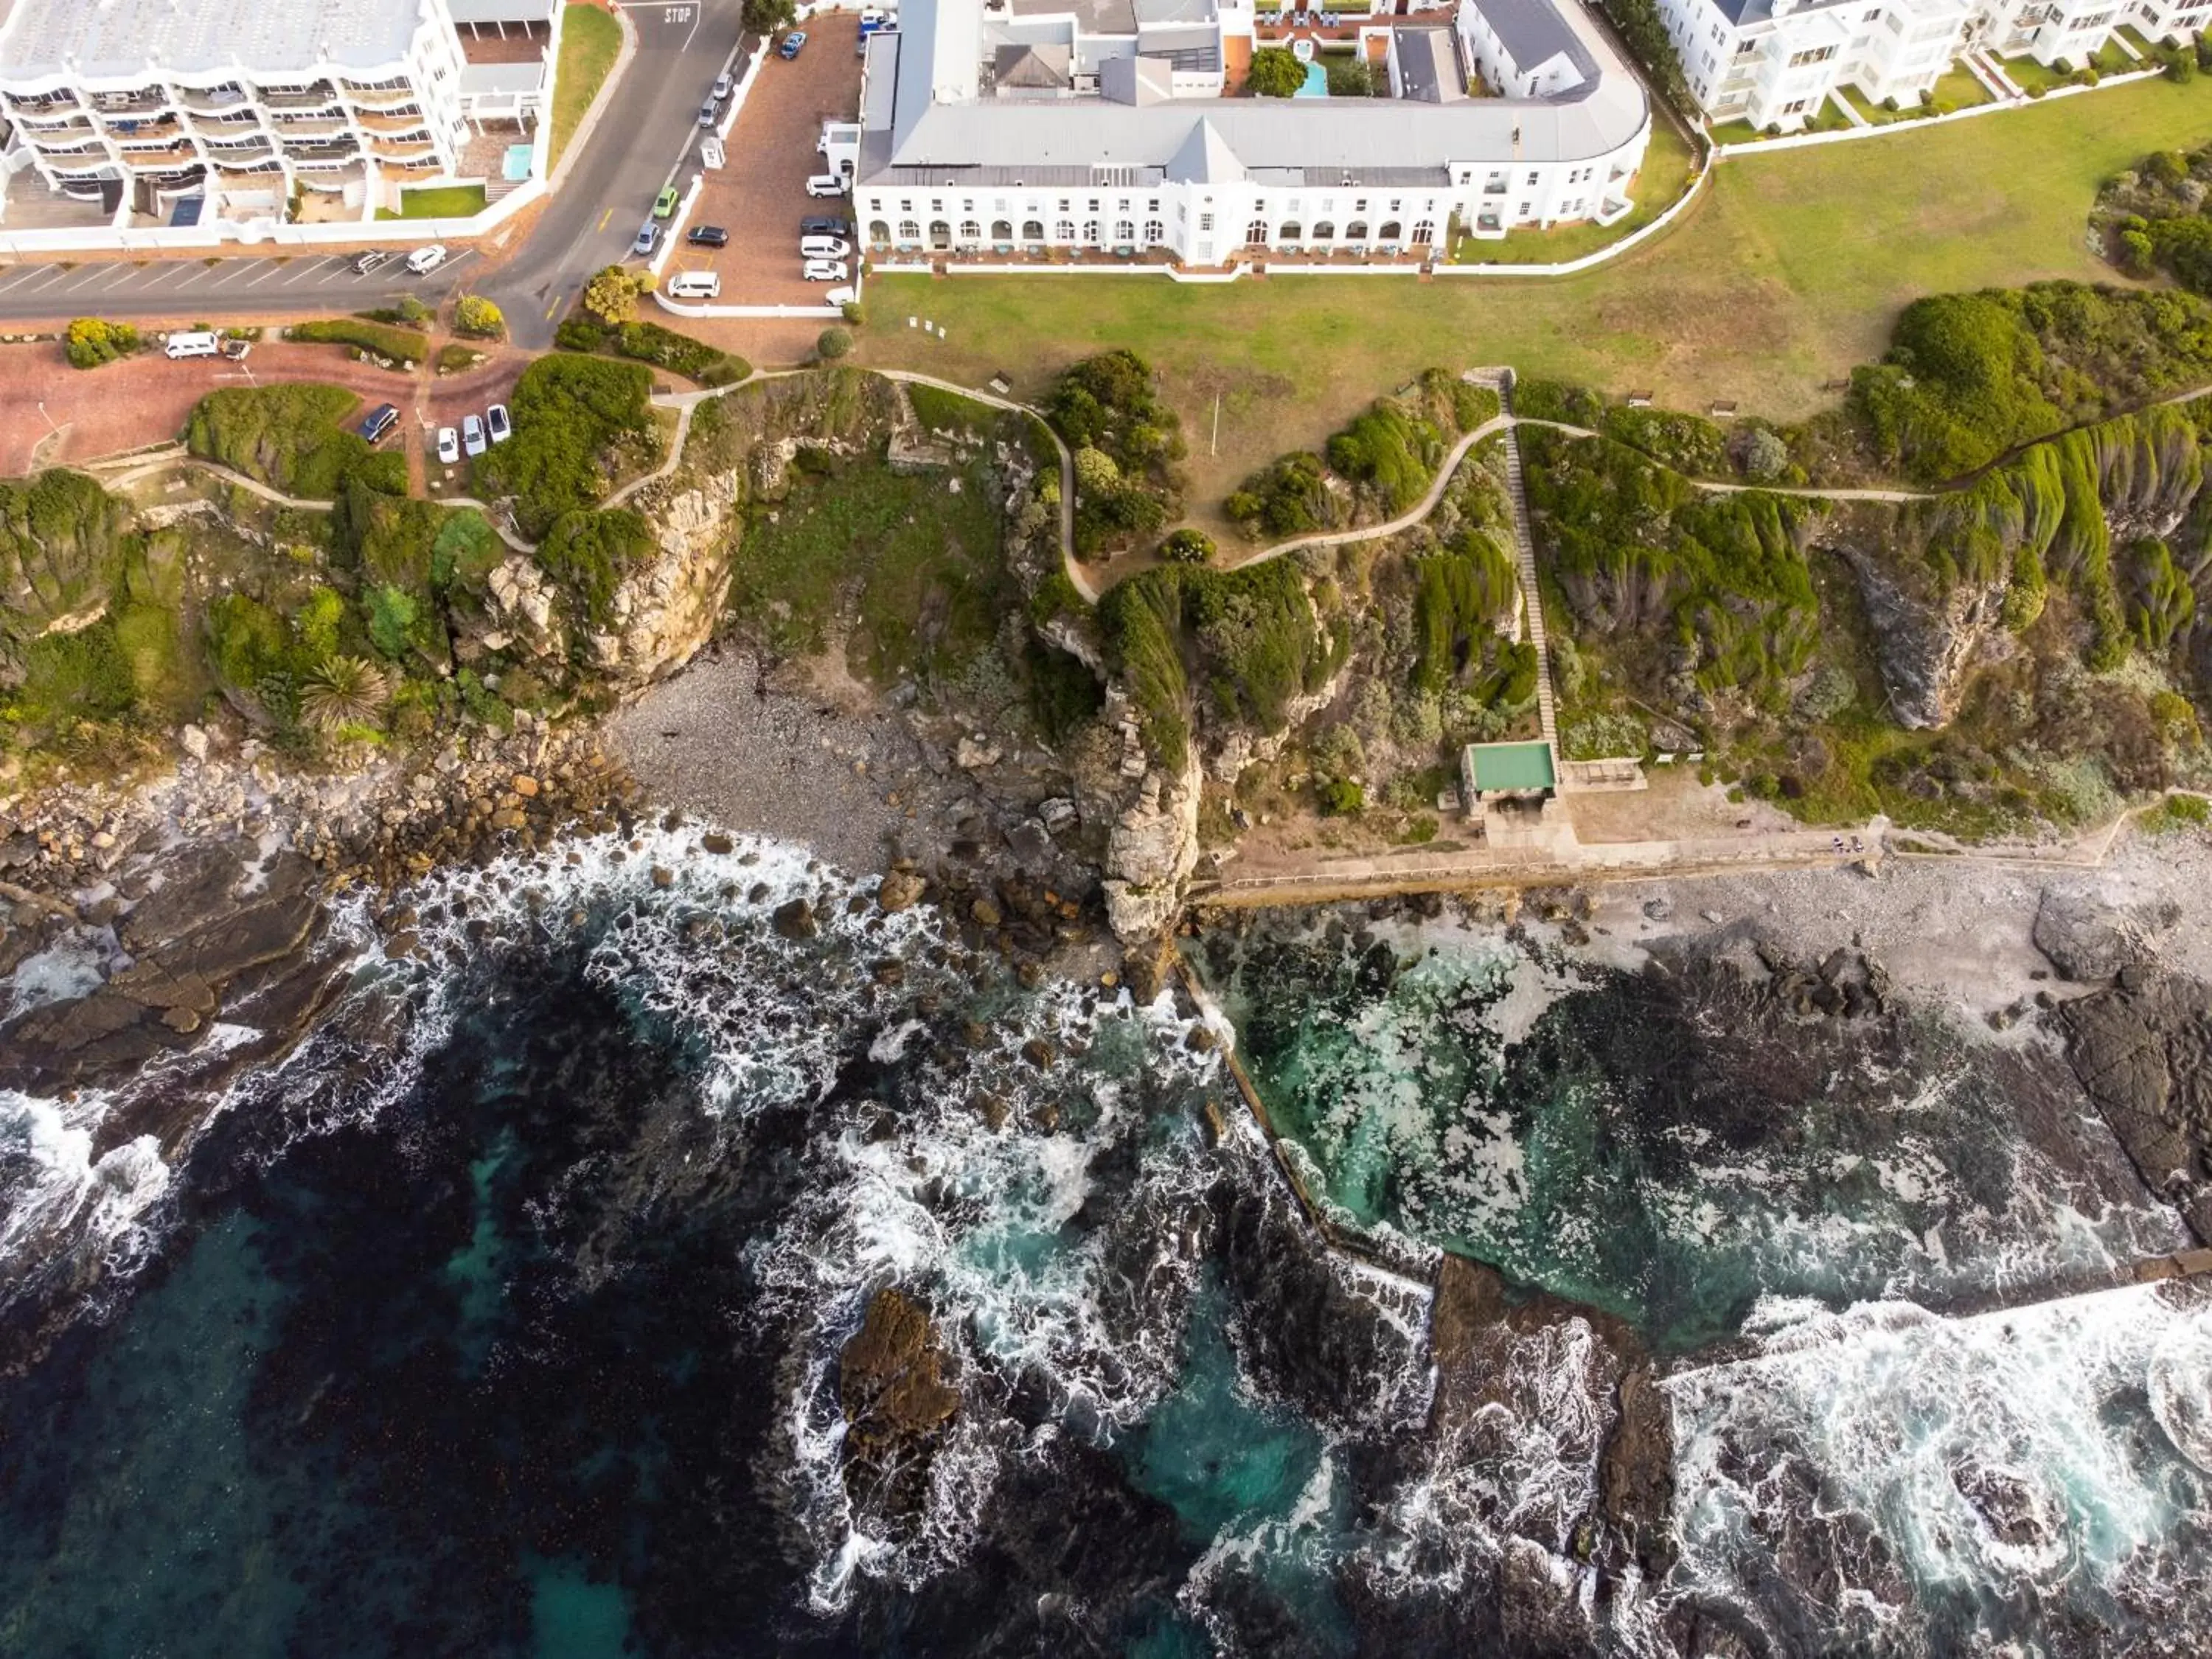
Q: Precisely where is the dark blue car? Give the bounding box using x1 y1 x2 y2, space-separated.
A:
777 30 806 58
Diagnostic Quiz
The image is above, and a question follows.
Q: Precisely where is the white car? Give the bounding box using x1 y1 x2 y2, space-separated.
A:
406 243 447 275
486 403 512 444
801 259 849 282
799 234 850 260
436 425 459 465
823 285 858 307
804 173 845 198
712 71 734 100
462 413 487 457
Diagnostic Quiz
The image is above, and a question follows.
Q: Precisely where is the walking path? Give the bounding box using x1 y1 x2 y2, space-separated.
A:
1495 380 1558 750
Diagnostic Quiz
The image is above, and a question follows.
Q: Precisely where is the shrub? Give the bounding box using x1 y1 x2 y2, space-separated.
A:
471 352 655 536
1048 350 1183 554
453 294 505 339
841 300 865 325
1248 46 1307 97
1228 451 1334 539
1327 400 1440 513
1324 57 1373 97
581 265 651 326
534 507 657 632
64 318 139 369
185 383 380 498
816 326 853 360
1157 528 1214 564
1588 0 1697 119
287 316 428 364
1319 778 1365 815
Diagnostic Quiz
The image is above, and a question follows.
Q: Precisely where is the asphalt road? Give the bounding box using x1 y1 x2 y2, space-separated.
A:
0 0 749 346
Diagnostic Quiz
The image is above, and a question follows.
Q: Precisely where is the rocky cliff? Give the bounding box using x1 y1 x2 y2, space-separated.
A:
1836 546 2010 731
593 468 745 686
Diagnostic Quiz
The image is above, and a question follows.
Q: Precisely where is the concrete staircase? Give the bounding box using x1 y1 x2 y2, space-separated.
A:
1492 378 1559 754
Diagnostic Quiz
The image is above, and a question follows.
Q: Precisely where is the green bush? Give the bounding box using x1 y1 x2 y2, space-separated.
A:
1324 57 1374 97
286 316 428 365
557 313 748 386
1319 778 1365 815
184 383 379 498
1327 400 1442 513
535 507 657 632
1228 452 1334 539
1048 349 1183 554
1413 529 1517 693
817 326 853 361
471 353 655 536
1588 0 1697 119
65 318 140 369
453 294 505 340
1157 527 1214 564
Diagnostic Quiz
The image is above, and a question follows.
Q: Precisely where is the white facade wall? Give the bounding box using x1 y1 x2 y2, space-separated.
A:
0 0 545 216
1458 12 1587 94
1663 0 1980 131
854 136 1643 260
2134 0 2212 40
1981 0 2124 62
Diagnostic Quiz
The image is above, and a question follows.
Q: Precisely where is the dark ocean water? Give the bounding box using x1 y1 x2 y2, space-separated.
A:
2 837 2210 1657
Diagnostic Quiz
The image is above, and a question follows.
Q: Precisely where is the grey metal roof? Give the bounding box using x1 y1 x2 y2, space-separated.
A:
866 0 1648 184
0 0 433 81
1011 0 1136 31
1471 0 1596 80
1396 27 1468 103
1707 0 1856 25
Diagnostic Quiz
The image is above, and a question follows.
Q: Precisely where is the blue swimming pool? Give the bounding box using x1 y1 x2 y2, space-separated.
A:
1294 60 1327 96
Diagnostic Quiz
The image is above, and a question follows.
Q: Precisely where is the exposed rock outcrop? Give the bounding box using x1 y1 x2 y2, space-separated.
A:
2034 884 2181 983
595 468 745 686
1100 745 1203 945
2059 967 2212 1242
1836 546 2008 730
839 1287 961 1523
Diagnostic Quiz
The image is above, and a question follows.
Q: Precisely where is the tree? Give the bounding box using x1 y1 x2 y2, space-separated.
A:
453 295 505 339
65 318 139 369
815 326 852 360
581 265 650 327
1247 46 1307 97
1324 58 1372 97
299 655 392 733
743 0 797 33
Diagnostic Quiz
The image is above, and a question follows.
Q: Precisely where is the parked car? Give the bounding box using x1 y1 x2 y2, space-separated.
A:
436 425 460 465
487 403 512 444
633 221 659 257
698 97 719 128
351 249 390 276
462 413 487 458
406 243 447 274
654 186 679 218
357 403 400 444
800 215 852 240
667 271 722 299
824 285 858 307
801 259 849 282
221 338 251 362
778 30 807 58
164 331 220 360
686 223 728 247
712 72 734 100
804 173 844 198
799 234 850 259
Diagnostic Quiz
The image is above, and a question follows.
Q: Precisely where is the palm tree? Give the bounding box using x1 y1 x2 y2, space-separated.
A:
299 655 392 734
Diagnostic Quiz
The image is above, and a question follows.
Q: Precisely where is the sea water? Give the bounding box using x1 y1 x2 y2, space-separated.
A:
0 832 2206 1654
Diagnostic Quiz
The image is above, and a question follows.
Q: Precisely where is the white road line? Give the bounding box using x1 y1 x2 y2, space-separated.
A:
102 266 156 292
279 259 333 286
58 265 114 293
242 262 287 288
168 263 217 291
0 267 45 293
16 266 70 293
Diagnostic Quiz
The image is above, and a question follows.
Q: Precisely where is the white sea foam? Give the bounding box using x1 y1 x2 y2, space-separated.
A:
1665 1283 2212 1653
0 1088 173 1301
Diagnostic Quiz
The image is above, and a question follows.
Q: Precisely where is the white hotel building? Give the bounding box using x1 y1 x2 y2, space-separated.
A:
1661 0 2152 133
833 0 1655 264
0 0 558 226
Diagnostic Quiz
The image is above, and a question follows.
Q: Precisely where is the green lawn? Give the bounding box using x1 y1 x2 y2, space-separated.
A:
857 73 2212 511
1933 65 1995 109
1453 119 1698 265
552 3 623 169
377 184 487 220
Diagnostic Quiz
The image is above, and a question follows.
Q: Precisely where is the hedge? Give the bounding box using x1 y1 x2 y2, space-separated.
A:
286 316 431 366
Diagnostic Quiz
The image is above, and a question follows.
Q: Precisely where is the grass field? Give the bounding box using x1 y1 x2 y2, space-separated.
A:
858 73 2212 510
378 184 487 220
552 3 623 169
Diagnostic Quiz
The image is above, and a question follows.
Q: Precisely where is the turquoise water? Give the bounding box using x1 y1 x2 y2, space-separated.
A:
530 1559 633 1658
1294 60 1327 97
1121 1281 1354 1654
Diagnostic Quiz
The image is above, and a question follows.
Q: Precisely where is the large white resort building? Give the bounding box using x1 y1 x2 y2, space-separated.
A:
1660 0 2198 135
0 0 559 229
831 0 1655 265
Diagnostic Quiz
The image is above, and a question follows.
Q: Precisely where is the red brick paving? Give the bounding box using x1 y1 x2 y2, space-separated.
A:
0 337 527 483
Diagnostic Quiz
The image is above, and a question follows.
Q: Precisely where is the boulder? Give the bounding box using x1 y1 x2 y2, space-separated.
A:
2034 885 2180 983
772 898 818 940
876 869 926 914
839 1288 961 1522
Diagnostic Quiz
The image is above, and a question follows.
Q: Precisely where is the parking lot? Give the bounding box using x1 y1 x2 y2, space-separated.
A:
0 248 482 328
661 13 864 307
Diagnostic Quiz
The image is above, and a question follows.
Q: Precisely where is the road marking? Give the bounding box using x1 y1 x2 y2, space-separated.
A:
168 263 216 291
15 266 69 293
243 262 285 288
279 258 334 286
0 266 44 293
597 207 613 232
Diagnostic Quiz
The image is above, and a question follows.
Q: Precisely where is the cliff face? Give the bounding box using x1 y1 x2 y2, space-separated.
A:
1837 546 2009 731
591 469 745 686
1101 744 1205 944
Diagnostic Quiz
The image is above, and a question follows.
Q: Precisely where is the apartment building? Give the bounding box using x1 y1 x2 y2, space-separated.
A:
1664 0 1980 131
838 0 1653 264
0 0 557 223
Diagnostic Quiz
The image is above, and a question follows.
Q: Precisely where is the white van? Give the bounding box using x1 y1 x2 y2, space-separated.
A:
666 271 722 299
164 331 220 359
798 234 849 260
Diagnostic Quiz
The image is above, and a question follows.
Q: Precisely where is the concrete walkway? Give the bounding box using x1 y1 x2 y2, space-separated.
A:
1495 380 1559 751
